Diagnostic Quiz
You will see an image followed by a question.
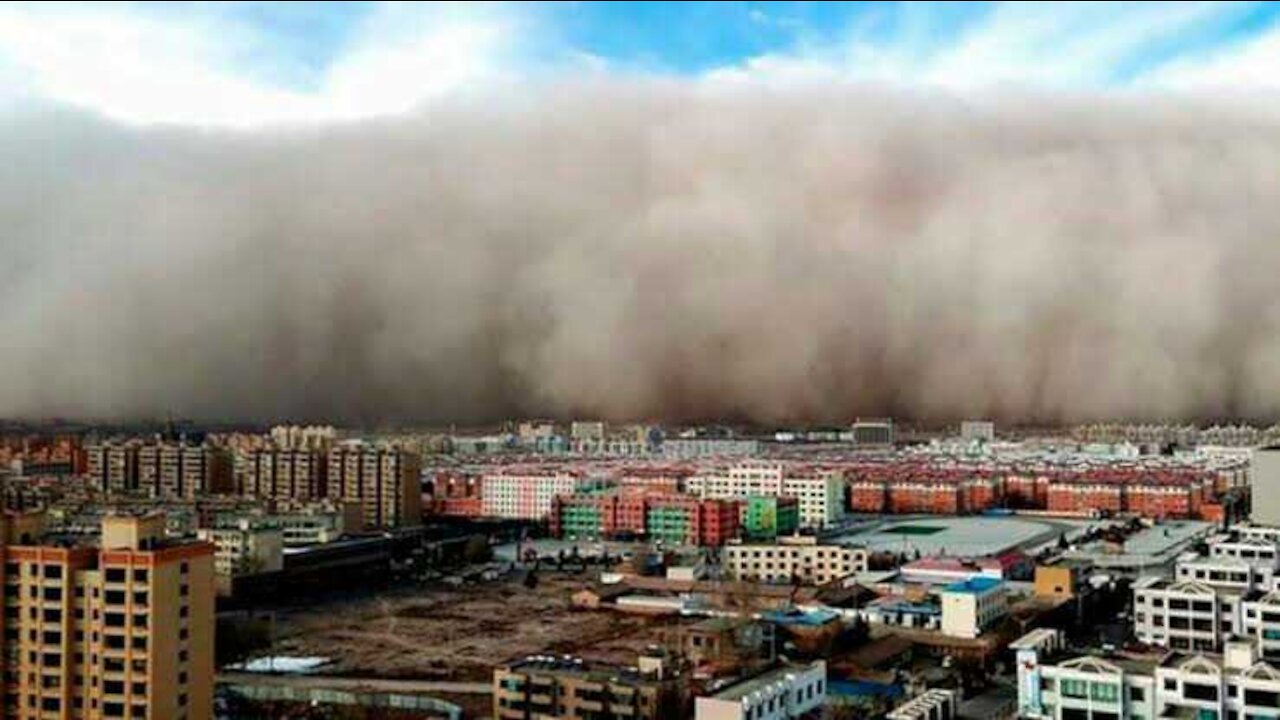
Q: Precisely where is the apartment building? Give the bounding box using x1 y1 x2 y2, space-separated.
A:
326 445 421 529
482 469 591 521
723 536 867 586
686 463 844 529
493 652 687 720
84 444 139 495
233 448 327 503
1015 634 1280 720
0 512 214 720
136 444 231 499
87 442 231 499
1046 483 1123 516
693 660 825 720
550 493 739 546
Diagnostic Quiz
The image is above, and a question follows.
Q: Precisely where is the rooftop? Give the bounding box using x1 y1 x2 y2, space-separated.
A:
709 662 822 702
943 577 1002 594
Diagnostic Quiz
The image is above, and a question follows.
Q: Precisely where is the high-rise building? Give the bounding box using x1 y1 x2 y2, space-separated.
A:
136 444 232 499
233 448 327 503
87 442 230 499
0 512 215 720
85 443 140 495
326 445 421 529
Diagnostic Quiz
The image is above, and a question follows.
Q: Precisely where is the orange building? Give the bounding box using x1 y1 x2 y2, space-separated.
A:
0 513 215 720
1123 482 1202 519
849 480 887 513
1046 482 1123 515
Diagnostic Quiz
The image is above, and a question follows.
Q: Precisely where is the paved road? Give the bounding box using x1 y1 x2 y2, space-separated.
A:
218 672 492 696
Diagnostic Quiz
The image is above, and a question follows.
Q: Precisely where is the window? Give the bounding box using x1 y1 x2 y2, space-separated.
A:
104 568 126 584
1061 679 1089 698
132 569 148 583
1183 683 1218 701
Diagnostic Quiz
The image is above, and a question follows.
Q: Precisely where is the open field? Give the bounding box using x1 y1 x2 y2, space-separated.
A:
259 574 670 682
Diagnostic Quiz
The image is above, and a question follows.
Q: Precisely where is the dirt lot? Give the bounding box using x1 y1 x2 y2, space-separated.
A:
266 574 671 682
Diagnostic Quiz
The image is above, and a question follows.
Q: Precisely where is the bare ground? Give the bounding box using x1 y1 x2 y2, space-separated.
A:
266 575 672 682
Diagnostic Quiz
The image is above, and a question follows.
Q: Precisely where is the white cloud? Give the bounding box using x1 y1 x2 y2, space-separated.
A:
0 2 513 126
1142 22 1280 90
711 1 1267 92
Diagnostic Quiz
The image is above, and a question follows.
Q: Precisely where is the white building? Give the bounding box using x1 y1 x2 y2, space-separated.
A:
481 469 591 520
1175 555 1278 593
1133 578 1223 653
886 689 957 720
723 536 868 586
694 661 825 720
940 577 1007 639
1209 536 1280 568
1015 634 1280 720
687 462 845 528
1134 578 1280 659
1236 524 1280 545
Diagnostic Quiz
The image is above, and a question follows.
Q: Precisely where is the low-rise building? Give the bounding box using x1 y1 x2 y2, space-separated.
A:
1014 633 1280 720
494 651 688 720
940 577 1007 639
694 660 825 720
723 536 868 585
887 688 958 720
1034 559 1093 601
197 517 284 593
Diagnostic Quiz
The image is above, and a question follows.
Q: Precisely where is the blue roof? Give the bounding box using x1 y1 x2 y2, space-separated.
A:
943 577 1003 594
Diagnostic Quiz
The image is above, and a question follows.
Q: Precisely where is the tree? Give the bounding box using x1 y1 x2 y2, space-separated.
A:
1058 532 1070 551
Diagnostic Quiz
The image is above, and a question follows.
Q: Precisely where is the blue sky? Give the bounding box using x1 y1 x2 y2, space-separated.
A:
3 1 1280 125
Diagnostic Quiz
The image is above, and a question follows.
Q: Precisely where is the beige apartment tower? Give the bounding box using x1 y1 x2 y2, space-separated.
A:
0 513 214 720
233 448 327 502
326 446 421 529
